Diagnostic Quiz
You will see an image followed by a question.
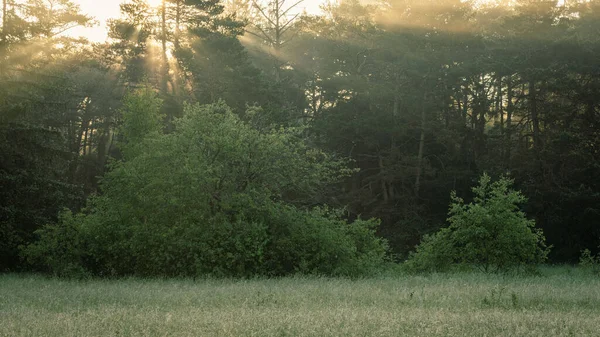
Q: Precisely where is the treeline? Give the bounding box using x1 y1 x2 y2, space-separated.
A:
1 0 599 274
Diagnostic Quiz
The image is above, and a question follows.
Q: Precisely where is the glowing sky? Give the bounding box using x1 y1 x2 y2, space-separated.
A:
68 0 326 42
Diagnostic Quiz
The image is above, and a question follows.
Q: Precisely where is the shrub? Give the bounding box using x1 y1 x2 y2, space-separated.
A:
579 248 600 274
403 228 454 273
74 193 273 278
25 98 389 278
264 204 388 277
21 210 89 278
405 173 550 273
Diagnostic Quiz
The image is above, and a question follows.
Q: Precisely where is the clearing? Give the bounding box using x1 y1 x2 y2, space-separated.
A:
1 268 599 336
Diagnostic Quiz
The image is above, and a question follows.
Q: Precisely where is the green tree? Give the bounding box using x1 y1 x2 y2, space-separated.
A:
405 173 549 273
25 95 387 277
106 0 244 113
118 86 164 157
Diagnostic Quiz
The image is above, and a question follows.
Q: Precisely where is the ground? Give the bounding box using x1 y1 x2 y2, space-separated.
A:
1 267 599 336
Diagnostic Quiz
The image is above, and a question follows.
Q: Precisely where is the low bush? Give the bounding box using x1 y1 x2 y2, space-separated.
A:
22 210 89 278
579 248 600 274
264 204 388 276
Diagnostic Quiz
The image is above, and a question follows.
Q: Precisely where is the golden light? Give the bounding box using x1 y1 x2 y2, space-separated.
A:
145 0 163 8
66 0 326 42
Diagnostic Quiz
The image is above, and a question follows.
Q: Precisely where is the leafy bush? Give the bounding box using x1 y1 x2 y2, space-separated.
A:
579 248 600 274
402 228 454 273
22 210 89 278
264 204 388 276
25 96 388 278
405 174 550 273
79 210 270 278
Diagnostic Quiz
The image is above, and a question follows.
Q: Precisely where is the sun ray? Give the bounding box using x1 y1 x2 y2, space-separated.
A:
146 0 163 8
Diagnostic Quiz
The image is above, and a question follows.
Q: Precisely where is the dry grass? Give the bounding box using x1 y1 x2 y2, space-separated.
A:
1 267 599 336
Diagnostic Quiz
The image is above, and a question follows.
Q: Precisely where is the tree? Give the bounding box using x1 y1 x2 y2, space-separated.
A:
405 173 550 273
106 0 244 108
24 93 387 277
105 0 154 83
247 0 304 82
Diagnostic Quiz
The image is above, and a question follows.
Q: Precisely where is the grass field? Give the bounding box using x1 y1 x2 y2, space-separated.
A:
1 267 599 336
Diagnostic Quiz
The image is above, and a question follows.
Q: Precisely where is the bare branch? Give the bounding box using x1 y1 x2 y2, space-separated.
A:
244 28 275 45
280 0 303 18
279 13 300 33
252 1 277 27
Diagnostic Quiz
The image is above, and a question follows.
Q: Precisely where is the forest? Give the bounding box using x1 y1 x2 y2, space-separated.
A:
1 0 600 277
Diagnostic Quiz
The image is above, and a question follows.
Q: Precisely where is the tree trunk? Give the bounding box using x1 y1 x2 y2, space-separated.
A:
505 76 513 167
379 154 389 203
174 0 181 50
77 119 88 155
1 0 6 39
254 0 303 83
393 73 400 117
496 75 503 135
415 93 426 197
529 80 541 154
160 0 169 95
393 92 399 117
82 123 89 156
273 0 281 82
477 77 486 136
1 0 7 76
170 0 182 102
462 95 468 127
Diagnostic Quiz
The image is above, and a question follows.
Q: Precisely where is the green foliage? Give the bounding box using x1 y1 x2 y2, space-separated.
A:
263 204 388 276
0 123 82 271
402 228 455 273
26 97 388 277
21 210 88 278
118 86 164 158
447 174 550 271
405 174 550 273
79 206 270 277
7 0 600 273
579 248 600 274
0 0 112 272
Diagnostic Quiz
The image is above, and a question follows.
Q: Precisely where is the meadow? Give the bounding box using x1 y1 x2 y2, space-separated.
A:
1 267 599 337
